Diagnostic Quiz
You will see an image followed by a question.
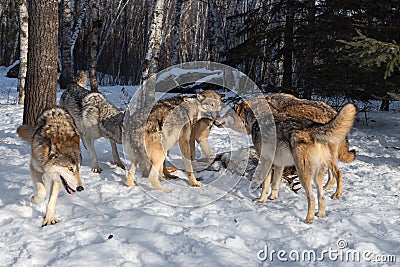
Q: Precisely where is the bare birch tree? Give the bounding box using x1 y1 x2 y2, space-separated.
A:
17 0 28 105
142 0 165 82
141 0 165 106
89 0 101 92
71 0 89 52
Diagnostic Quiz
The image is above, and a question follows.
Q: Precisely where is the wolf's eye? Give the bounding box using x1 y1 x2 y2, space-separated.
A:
68 166 74 172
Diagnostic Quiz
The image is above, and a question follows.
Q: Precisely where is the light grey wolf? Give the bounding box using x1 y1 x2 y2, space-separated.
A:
59 71 124 173
17 107 84 226
216 98 356 223
265 93 356 199
125 90 223 192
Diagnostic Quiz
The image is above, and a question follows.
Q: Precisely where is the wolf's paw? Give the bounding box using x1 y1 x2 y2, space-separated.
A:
125 181 136 187
115 162 126 170
42 216 59 227
304 217 314 224
254 197 267 203
190 180 203 187
323 185 331 190
317 211 326 218
31 195 45 204
268 191 279 200
92 167 102 173
331 191 342 200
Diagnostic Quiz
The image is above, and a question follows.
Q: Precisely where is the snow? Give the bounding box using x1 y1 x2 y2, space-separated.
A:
0 65 399 266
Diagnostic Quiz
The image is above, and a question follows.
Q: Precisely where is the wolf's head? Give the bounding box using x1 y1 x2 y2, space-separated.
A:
214 104 249 134
214 102 249 134
42 135 84 194
196 90 224 120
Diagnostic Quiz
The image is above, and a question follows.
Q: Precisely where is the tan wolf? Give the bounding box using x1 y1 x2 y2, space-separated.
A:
216 98 356 223
265 93 356 199
125 90 223 192
59 71 125 173
17 107 84 226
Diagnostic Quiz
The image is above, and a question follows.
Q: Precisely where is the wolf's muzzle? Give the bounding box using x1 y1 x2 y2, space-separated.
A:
77 186 84 191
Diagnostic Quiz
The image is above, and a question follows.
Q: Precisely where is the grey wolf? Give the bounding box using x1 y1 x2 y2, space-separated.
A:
265 93 356 199
59 71 124 173
125 90 223 192
17 107 84 226
216 98 356 223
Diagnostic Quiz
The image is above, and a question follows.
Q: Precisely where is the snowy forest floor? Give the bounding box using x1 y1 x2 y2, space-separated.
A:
0 65 399 266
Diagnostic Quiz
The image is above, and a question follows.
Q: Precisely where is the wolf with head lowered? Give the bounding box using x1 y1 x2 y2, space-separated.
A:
216 97 356 223
17 107 84 226
124 90 224 193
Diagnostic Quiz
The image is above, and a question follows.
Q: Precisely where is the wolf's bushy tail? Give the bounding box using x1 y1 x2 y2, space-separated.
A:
17 124 34 143
312 104 357 144
338 137 356 163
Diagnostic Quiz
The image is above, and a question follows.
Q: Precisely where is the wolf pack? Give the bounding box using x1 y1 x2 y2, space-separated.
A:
17 71 357 226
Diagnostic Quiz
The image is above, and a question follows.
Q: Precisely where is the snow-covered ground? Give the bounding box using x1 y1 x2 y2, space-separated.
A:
0 65 399 266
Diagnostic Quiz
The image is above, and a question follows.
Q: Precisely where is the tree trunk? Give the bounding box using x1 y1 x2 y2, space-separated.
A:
303 0 315 99
171 0 183 65
59 0 73 89
142 0 165 82
380 99 390 111
283 0 294 90
267 0 282 88
24 0 58 126
71 0 89 52
18 0 28 105
141 0 165 106
89 0 100 92
208 0 223 62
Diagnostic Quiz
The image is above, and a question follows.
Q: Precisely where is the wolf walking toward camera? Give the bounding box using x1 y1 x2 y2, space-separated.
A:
17 107 84 226
59 71 124 173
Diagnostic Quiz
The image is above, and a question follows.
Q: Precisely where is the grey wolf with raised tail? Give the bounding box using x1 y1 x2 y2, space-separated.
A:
216 98 356 223
265 93 356 199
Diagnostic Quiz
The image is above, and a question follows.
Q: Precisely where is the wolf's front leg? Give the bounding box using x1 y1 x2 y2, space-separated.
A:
255 170 272 203
179 137 202 187
269 166 283 200
82 136 102 173
110 141 125 170
126 163 136 187
30 163 46 204
42 181 61 226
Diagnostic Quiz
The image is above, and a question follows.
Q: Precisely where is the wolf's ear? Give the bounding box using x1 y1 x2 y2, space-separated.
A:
196 93 206 102
71 135 80 144
218 93 225 99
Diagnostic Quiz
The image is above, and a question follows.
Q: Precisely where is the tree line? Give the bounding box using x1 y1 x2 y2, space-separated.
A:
1 0 399 112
